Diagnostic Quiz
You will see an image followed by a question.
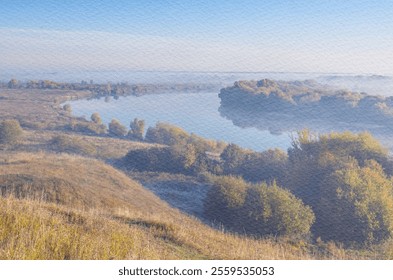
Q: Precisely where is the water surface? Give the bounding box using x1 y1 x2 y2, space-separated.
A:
68 92 292 152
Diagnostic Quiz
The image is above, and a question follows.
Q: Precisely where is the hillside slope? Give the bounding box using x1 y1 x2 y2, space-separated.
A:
0 152 170 215
0 152 353 260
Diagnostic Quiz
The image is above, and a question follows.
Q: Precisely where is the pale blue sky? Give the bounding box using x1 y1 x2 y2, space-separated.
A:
1 1 393 74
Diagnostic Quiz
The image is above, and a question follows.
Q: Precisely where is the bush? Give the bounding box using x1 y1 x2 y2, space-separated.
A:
145 122 189 145
128 118 145 141
220 144 288 184
51 135 96 156
287 130 393 244
91 112 103 124
145 122 224 152
70 120 107 135
325 160 393 244
204 175 314 238
0 119 23 145
124 147 172 172
108 119 127 137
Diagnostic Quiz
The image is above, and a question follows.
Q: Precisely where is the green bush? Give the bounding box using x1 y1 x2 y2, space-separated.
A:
287 130 393 244
145 122 225 152
326 160 393 244
124 143 211 175
145 122 189 145
204 175 314 238
220 144 288 184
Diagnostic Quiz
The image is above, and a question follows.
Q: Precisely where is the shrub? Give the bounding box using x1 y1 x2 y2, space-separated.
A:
145 122 224 152
0 119 23 145
51 135 96 156
325 160 393 244
145 122 189 145
70 120 107 135
108 119 127 137
128 118 145 141
204 175 314 238
287 130 393 244
91 112 103 124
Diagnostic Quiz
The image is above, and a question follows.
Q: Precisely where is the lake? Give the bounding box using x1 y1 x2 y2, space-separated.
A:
67 92 293 152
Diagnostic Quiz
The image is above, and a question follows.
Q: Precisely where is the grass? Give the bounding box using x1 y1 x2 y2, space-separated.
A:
0 197 313 260
9 129 162 159
0 197 178 259
0 88 91 129
1 152 384 260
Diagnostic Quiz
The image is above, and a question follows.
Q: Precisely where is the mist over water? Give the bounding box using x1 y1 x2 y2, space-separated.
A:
3 69 392 92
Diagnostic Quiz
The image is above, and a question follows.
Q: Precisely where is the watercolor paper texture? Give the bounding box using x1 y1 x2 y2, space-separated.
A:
1 1 393 260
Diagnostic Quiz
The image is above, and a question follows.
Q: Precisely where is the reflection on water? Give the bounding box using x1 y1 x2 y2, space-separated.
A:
218 100 393 151
68 92 291 152
68 91 393 152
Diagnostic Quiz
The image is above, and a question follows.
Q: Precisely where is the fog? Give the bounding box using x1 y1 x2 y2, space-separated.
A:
2 69 393 97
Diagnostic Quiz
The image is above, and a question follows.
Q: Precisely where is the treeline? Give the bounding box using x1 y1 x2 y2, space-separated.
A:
2 79 219 96
219 79 393 124
123 124 393 246
125 122 288 180
124 123 227 174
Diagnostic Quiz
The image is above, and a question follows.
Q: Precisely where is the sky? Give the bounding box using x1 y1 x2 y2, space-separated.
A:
1 0 393 74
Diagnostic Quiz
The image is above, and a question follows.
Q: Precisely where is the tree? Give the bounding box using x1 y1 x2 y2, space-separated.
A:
329 160 393 244
204 176 248 230
7 79 19 89
91 112 102 125
238 149 288 184
108 119 127 137
128 118 145 140
0 120 23 145
242 182 315 237
220 143 247 174
286 130 393 244
145 122 189 145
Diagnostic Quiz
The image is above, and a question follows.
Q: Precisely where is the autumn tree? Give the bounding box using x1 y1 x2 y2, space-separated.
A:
128 118 145 140
287 130 393 244
108 119 127 137
91 112 103 125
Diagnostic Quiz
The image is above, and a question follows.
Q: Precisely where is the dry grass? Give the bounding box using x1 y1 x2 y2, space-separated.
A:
0 196 370 260
0 88 91 129
0 152 170 214
9 130 162 159
0 152 379 260
0 197 188 260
